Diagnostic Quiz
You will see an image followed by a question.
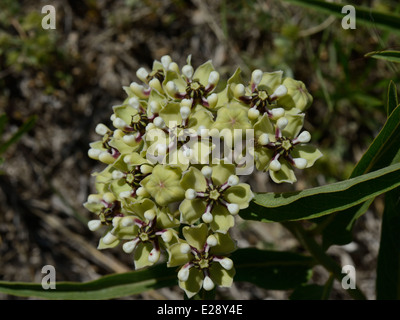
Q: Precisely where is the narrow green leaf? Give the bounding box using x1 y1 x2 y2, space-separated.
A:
0 263 177 300
232 248 314 290
282 0 400 34
386 81 398 116
240 163 400 223
0 248 313 299
321 97 400 247
365 51 400 64
376 188 400 300
0 115 37 155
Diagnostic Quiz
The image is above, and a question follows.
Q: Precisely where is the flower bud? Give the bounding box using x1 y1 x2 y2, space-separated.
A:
113 117 128 130
269 159 282 171
258 133 269 146
248 107 260 120
185 189 197 200
270 84 287 99
203 276 215 291
208 71 220 86
182 65 194 79
161 55 172 69
180 106 191 120
148 248 160 263
206 93 218 109
102 232 118 245
251 69 263 86
123 239 139 253
112 170 125 180
103 192 116 204
121 216 135 227
180 243 191 254
136 186 150 197
218 257 233 270
202 211 213 223
293 158 307 169
201 166 213 179
88 220 102 231
296 131 311 143
88 148 101 160
270 107 285 119
234 83 246 98
178 266 190 282
161 230 173 243
227 203 240 215
227 175 239 186
144 209 156 221
153 116 166 129
149 101 161 114
276 117 288 130
136 67 149 83
206 235 218 247
95 123 109 136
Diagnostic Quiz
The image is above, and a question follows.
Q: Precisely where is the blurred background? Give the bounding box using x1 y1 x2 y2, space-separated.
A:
0 0 399 300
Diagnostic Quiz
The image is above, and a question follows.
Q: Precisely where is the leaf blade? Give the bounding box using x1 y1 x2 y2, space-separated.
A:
240 162 400 223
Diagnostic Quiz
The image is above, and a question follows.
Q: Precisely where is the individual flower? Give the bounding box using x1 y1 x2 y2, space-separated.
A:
123 55 179 99
94 198 179 269
142 100 214 170
140 164 185 206
232 69 289 121
277 77 313 112
179 163 253 233
167 224 236 298
163 57 220 109
212 102 252 136
253 113 322 184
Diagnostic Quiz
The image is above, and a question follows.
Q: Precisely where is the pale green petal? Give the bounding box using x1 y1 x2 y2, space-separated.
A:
182 223 209 251
179 198 206 225
163 69 187 94
181 167 207 191
254 114 274 137
159 102 182 127
125 198 156 220
211 232 237 255
179 267 203 299
211 163 236 186
258 70 283 93
193 60 215 86
140 165 185 206
278 78 313 111
210 205 235 234
113 104 139 124
188 108 214 131
209 263 235 288
255 147 274 171
167 242 192 267
292 145 323 168
134 242 154 269
282 113 304 139
269 161 297 184
213 104 252 133
223 183 254 209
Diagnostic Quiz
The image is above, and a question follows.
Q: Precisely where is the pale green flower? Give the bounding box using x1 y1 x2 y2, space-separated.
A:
252 113 322 184
163 58 220 109
277 77 313 112
167 224 236 298
179 164 253 233
140 164 185 206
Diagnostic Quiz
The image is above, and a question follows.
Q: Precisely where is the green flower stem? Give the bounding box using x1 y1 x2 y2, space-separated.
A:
283 222 367 300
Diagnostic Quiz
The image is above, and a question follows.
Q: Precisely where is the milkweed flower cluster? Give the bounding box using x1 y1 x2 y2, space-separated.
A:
85 55 322 298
